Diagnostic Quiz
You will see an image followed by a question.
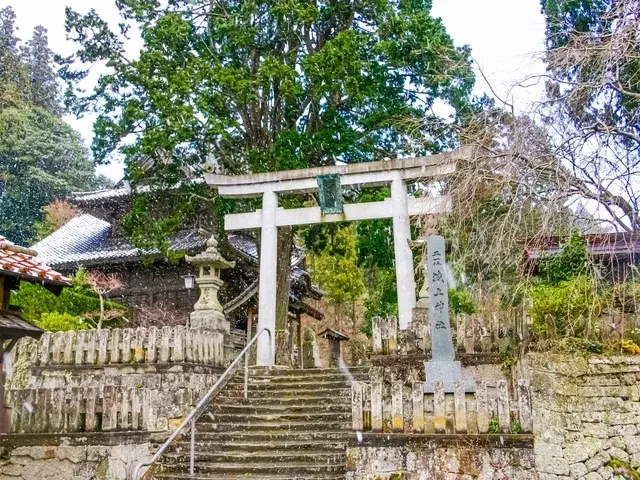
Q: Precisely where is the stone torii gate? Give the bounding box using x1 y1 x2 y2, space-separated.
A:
206 147 470 365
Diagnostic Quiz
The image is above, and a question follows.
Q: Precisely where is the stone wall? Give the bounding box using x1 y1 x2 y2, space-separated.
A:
0 433 157 480
5 326 228 435
347 435 536 480
519 354 640 480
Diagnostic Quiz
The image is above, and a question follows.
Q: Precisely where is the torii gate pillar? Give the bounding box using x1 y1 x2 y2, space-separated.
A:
391 173 416 331
256 189 278 366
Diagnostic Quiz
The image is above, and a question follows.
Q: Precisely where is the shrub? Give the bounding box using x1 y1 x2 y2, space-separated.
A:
538 232 590 284
11 269 127 330
449 288 477 315
362 267 397 337
528 275 604 339
37 312 88 332
612 281 640 313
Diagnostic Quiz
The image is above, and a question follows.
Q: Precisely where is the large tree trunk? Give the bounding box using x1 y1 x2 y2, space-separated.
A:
274 226 293 366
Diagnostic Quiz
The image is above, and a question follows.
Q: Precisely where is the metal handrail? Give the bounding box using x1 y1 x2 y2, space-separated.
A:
132 327 272 480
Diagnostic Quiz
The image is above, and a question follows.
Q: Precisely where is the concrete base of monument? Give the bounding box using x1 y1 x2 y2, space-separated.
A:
423 360 476 393
189 310 230 333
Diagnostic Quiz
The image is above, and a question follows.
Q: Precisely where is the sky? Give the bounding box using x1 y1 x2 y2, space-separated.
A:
5 0 548 181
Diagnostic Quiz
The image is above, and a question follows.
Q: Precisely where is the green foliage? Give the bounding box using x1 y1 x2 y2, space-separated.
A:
541 0 611 50
11 270 127 331
0 105 97 244
529 275 604 339
499 337 518 370
0 7 60 114
308 225 365 306
509 421 523 435
538 232 589 284
611 281 640 314
38 312 87 332
362 267 398 337
527 233 604 341
544 336 605 356
488 418 499 434
449 288 477 315
355 189 395 272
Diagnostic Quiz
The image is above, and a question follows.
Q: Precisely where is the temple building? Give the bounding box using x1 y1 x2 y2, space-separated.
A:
32 183 323 342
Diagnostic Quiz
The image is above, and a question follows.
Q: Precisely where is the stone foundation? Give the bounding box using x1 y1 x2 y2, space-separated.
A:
347 434 536 479
0 433 158 480
519 354 640 480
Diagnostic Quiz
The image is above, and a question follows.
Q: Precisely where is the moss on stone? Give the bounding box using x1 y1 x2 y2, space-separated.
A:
608 458 640 479
95 459 108 479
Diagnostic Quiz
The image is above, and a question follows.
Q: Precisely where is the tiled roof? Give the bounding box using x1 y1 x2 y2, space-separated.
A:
0 236 71 286
0 310 43 339
32 215 112 265
33 213 207 268
33 214 208 269
71 187 132 203
71 179 204 204
524 232 640 260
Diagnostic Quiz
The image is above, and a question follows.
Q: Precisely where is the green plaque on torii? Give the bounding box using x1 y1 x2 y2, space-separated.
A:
317 174 343 215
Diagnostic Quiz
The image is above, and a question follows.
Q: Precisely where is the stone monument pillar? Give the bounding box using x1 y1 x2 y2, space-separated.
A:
423 235 474 393
186 235 235 332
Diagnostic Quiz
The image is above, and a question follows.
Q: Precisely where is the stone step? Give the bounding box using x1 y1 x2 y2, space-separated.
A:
213 396 351 409
208 403 350 414
162 450 345 465
248 366 369 377
219 387 351 399
200 411 351 424
153 368 357 479
182 430 352 443
170 439 348 451
194 420 350 432
152 473 346 480
234 372 369 384
225 380 353 390
157 461 346 476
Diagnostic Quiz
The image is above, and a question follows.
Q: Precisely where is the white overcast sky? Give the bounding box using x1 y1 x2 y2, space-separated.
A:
5 0 547 181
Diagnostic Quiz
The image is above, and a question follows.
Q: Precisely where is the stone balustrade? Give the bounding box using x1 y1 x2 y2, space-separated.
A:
372 311 529 356
351 379 533 435
19 325 225 367
7 374 216 434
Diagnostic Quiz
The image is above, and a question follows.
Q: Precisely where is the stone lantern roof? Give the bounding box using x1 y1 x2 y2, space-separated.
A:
185 236 235 270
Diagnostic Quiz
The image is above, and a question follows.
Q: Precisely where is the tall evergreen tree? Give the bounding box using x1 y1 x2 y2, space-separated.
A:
0 7 96 244
0 7 29 108
22 26 61 116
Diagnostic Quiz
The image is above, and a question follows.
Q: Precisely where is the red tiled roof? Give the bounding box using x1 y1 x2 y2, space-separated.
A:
0 236 71 286
524 232 640 260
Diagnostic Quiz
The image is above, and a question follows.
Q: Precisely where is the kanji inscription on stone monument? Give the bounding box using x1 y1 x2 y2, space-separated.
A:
427 235 454 361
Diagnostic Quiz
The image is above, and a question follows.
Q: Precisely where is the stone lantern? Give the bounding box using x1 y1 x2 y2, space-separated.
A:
186 235 235 332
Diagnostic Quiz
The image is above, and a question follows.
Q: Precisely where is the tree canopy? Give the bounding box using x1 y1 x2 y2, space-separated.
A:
63 0 475 179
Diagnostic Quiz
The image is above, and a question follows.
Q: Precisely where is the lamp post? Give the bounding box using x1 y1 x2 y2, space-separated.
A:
185 236 235 332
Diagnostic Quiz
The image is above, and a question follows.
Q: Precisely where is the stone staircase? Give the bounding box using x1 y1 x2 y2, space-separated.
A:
151 366 370 479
